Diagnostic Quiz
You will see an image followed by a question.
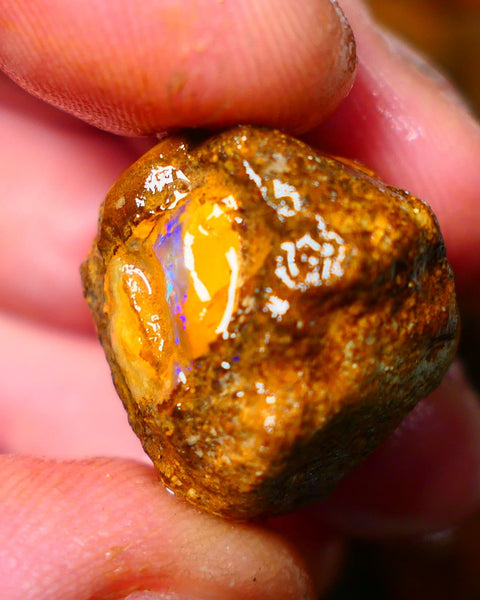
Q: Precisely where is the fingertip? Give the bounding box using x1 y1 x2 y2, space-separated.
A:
1 0 356 135
0 456 317 600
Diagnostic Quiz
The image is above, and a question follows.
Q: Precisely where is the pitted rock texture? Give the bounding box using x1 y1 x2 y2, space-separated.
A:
82 126 459 520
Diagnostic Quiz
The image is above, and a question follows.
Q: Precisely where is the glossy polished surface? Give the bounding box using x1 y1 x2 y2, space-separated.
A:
82 126 459 519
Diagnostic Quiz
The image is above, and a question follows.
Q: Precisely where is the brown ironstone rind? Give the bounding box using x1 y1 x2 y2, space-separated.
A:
81 125 459 520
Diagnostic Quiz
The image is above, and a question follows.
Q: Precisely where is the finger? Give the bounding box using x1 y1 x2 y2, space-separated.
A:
306 363 480 538
0 0 356 135
307 0 480 307
0 74 142 333
0 312 145 459
0 456 342 599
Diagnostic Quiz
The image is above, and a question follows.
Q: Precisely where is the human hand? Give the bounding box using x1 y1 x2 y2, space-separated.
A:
1 0 480 598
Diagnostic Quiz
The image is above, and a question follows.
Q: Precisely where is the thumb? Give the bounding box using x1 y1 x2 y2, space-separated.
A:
0 456 341 599
0 0 356 135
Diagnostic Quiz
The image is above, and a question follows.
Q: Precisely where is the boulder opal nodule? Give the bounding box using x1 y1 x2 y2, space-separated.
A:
82 126 459 520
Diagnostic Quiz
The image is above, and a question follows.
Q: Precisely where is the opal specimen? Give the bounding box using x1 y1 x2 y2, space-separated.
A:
82 126 458 520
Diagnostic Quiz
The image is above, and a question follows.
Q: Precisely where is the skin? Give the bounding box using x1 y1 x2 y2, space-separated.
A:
0 0 479 597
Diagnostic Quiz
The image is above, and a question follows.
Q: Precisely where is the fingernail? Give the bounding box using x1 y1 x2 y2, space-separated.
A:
329 0 351 28
329 0 358 75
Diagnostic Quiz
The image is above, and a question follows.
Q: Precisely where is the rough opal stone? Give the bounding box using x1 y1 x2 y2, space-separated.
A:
81 126 459 520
